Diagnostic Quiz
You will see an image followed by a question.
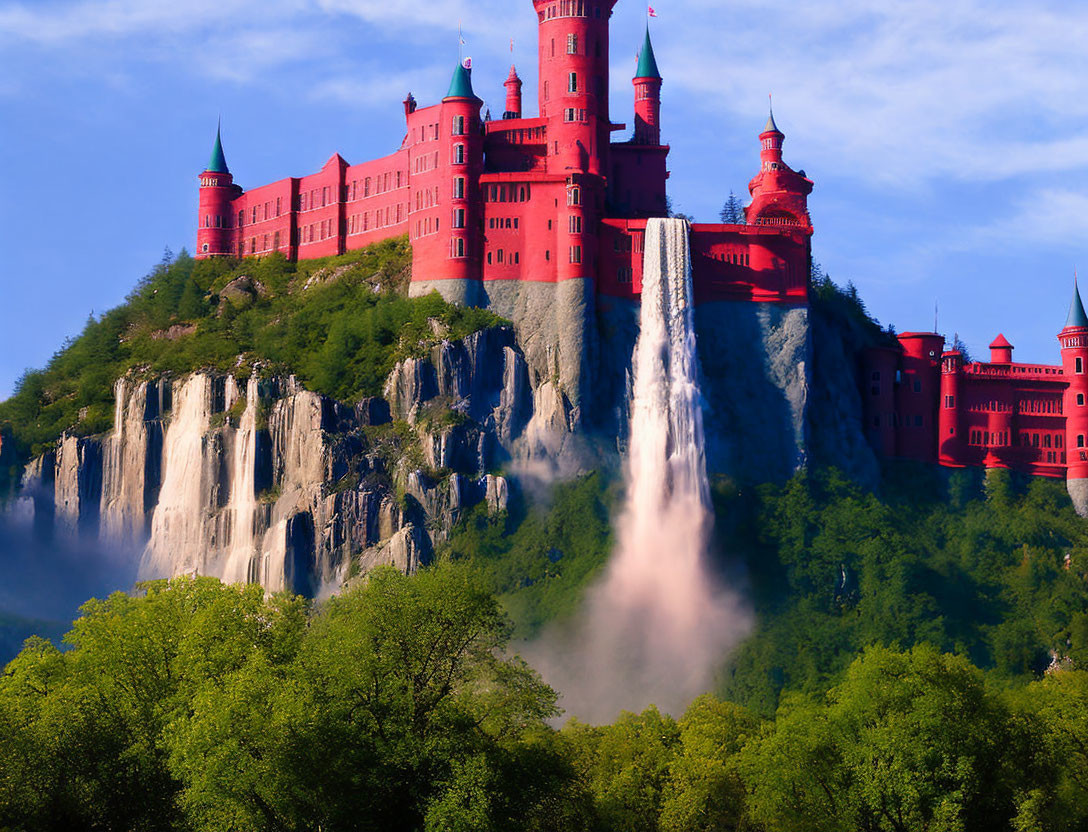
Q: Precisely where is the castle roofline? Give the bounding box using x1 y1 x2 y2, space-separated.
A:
1066 278 1088 329
635 27 661 80
206 122 229 174
990 333 1013 349
445 62 480 101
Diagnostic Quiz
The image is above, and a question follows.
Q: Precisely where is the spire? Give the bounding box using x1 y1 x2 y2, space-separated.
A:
445 62 479 100
764 96 782 135
206 120 229 174
635 27 661 80
506 64 521 84
1067 276 1088 329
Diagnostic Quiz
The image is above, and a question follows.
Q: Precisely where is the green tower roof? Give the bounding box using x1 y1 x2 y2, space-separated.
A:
445 63 479 100
207 123 229 174
1067 278 1088 328
635 28 661 80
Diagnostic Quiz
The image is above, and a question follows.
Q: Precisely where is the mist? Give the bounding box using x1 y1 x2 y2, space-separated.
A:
523 219 753 724
0 502 141 649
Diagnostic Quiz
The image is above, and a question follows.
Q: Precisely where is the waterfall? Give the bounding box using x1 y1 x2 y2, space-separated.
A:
528 218 751 723
140 375 212 579
221 377 259 585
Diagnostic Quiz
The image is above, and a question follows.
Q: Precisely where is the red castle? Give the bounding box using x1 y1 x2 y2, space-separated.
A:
195 0 813 309
863 285 1088 506
195 0 1086 500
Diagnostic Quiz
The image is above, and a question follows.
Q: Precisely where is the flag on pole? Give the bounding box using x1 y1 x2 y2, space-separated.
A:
510 38 515 53
648 5 658 16
463 57 473 70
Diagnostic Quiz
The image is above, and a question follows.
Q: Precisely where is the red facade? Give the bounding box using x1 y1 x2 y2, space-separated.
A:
195 0 814 306
862 285 1088 487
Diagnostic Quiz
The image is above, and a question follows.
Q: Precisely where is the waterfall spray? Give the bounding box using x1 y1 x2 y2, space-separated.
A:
528 218 751 723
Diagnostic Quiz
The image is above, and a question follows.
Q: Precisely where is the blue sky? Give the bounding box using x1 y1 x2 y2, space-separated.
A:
2 0 1088 399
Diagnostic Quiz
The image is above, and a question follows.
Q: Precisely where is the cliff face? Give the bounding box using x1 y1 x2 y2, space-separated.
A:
19 327 526 595
13 279 878 595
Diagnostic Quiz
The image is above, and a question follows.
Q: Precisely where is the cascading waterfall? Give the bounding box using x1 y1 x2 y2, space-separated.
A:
220 377 259 585
529 218 751 723
140 375 212 579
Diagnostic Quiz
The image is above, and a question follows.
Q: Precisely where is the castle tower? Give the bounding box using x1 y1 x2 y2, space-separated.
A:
503 65 523 119
443 63 484 283
533 0 616 176
196 124 241 258
745 109 813 229
939 348 965 467
895 332 944 463
632 27 662 145
1060 280 1088 513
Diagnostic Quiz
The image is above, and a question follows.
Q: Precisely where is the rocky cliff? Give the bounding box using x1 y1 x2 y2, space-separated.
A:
12 276 879 595
18 327 528 595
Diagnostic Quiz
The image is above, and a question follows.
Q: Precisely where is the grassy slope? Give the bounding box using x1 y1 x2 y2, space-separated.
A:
0 239 502 494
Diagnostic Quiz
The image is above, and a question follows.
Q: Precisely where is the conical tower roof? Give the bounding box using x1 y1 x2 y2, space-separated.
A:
764 108 782 135
207 122 229 174
1067 278 1088 329
445 62 479 100
635 27 661 80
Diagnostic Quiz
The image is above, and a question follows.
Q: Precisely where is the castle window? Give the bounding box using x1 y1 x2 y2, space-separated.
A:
618 266 633 284
568 33 578 54
202 243 209 253
551 38 555 58
569 245 582 264
567 187 581 206
454 178 465 199
454 144 465 164
452 115 465 136
1080 435 1086 449
453 208 465 229
548 219 553 230
252 207 258 223
514 218 520 229
364 178 371 197
238 210 245 227
498 249 505 264
544 81 550 101
1045 434 1053 448
569 215 582 233
514 252 520 264
451 237 466 258
1079 357 1084 374
568 72 578 93
546 250 551 261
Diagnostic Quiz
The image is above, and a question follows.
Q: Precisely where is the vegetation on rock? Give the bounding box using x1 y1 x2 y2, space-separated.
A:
0 240 502 492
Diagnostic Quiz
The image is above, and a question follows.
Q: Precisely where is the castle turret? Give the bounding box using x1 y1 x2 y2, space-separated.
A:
533 0 616 176
633 27 662 145
989 333 1014 364
745 108 814 230
196 123 242 258
939 348 966 466
1060 280 1088 513
503 65 523 119
442 62 484 283
896 332 944 463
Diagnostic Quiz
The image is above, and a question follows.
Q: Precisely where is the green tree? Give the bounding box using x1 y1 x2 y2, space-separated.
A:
742 645 1040 832
719 190 746 224
658 695 759 832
